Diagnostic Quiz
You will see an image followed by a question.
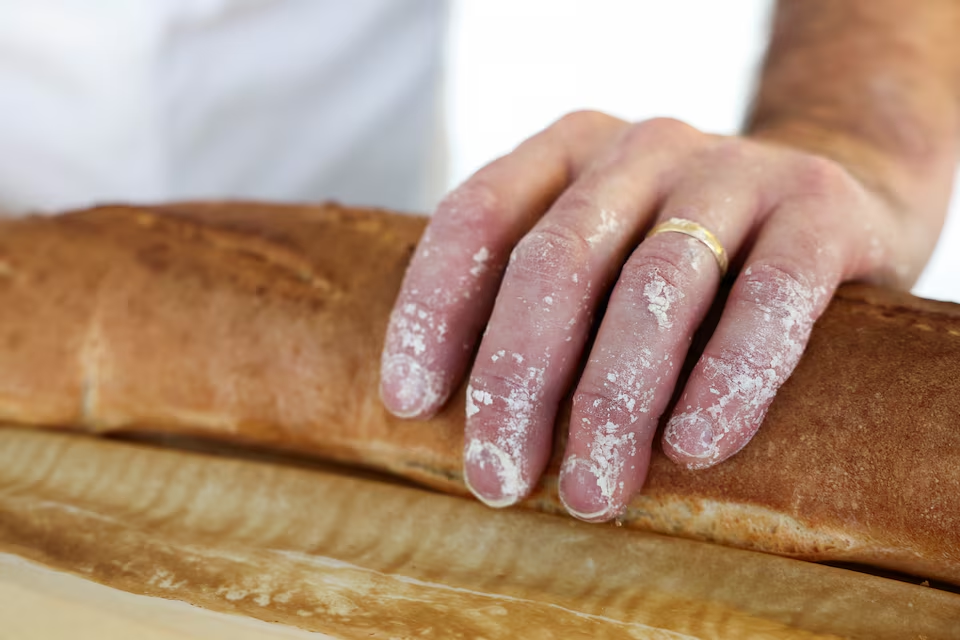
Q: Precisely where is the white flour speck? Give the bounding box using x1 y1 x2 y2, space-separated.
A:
562 420 638 516
466 385 494 418
466 384 479 418
465 364 548 504
470 246 490 277
644 270 684 330
586 209 624 246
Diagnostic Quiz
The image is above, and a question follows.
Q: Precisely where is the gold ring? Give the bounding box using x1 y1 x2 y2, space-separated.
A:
646 218 728 277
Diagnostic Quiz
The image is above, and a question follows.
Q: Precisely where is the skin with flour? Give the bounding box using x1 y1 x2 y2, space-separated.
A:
381 0 960 521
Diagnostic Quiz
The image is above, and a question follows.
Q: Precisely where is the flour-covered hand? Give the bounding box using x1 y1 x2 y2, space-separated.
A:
379 0 960 521
379 112 929 520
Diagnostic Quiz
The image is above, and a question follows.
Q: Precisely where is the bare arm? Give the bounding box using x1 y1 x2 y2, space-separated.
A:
748 0 960 283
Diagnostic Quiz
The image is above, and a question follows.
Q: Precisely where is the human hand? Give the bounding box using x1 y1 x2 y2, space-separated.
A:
379 112 931 521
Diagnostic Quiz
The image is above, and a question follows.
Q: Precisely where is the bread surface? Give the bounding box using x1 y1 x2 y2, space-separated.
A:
0 202 958 584
2 428 959 639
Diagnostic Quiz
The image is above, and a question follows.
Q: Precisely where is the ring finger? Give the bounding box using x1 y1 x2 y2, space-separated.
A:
559 144 770 521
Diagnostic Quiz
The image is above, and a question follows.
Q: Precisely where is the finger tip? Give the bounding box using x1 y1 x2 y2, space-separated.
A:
465 479 521 509
663 410 763 470
463 439 525 509
558 457 620 523
381 394 440 420
561 499 619 523
379 352 445 419
661 438 709 469
662 412 722 468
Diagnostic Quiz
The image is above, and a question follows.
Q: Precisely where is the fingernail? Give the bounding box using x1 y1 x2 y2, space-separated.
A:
380 353 443 418
463 438 524 508
664 412 717 464
559 457 615 522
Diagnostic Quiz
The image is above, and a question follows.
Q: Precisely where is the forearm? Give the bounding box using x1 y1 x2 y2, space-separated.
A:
746 0 960 265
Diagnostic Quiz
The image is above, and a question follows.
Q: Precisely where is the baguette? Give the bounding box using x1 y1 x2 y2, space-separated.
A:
0 202 957 584
2 427 959 639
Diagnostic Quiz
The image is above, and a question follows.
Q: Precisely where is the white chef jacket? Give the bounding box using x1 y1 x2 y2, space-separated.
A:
0 0 447 215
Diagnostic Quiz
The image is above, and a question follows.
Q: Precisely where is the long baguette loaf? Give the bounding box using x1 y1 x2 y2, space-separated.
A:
0 202 958 584
3 427 960 639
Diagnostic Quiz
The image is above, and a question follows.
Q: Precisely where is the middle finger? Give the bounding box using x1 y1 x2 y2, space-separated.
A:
463 119 700 507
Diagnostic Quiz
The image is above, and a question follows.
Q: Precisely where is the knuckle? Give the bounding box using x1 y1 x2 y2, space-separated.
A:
437 178 504 228
702 136 757 164
573 386 619 416
699 345 767 386
789 153 856 200
740 260 808 291
619 251 689 294
552 188 603 218
735 260 816 311
553 109 617 135
510 224 591 282
471 369 545 418
574 371 655 426
623 117 697 148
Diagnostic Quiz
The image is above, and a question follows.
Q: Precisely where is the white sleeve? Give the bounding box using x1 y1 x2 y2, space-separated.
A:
0 0 447 216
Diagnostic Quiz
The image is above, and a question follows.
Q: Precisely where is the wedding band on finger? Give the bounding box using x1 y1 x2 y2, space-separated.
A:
646 217 729 277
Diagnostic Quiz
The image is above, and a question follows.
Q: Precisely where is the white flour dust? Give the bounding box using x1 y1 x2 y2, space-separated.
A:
586 209 624 246
564 418 638 513
464 362 548 505
644 270 684 330
465 384 493 418
585 345 661 428
382 221 494 411
470 246 490 277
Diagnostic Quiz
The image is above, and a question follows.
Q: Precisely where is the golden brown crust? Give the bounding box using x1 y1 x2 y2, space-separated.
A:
596 283 960 581
0 202 958 584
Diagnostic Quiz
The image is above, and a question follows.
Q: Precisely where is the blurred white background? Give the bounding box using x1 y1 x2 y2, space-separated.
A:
445 0 958 301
